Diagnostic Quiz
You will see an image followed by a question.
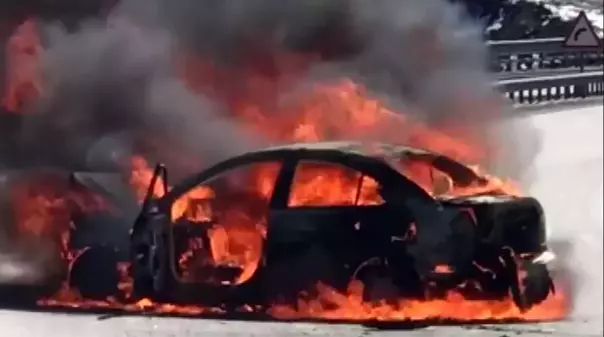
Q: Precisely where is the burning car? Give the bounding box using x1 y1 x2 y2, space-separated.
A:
37 140 555 315
0 1 568 322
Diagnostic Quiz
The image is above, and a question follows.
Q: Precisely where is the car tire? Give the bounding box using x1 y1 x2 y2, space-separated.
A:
518 259 555 307
261 245 341 305
69 246 120 301
353 259 401 303
502 250 554 311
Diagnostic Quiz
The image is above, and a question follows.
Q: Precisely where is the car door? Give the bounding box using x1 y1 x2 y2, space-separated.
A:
265 158 415 276
167 159 284 287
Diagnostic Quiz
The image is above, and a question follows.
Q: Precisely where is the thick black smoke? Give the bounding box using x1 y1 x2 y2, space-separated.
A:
19 0 527 172
0 0 545 284
21 18 264 172
125 0 496 121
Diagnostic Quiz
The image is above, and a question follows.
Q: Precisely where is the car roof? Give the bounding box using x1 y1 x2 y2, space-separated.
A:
159 141 433 205
241 141 477 179
159 140 481 207
245 140 434 158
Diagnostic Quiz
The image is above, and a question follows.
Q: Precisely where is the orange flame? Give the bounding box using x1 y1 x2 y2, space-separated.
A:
2 19 43 112
269 280 567 322
3 18 568 323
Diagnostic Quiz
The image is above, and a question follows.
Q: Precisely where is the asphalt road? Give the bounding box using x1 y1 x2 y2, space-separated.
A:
0 310 601 337
1 103 603 337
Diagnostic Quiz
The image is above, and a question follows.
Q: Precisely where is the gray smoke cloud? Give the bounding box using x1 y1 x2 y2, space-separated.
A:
110 0 538 177
20 17 264 173
1 0 546 286
5 0 542 178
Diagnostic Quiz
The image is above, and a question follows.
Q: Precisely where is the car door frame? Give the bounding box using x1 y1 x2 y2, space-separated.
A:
157 153 293 286
155 148 436 286
263 151 434 278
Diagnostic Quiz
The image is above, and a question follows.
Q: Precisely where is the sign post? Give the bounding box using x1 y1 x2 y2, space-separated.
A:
562 11 602 73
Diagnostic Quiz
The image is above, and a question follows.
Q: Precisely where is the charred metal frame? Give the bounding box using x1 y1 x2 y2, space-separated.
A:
128 141 555 311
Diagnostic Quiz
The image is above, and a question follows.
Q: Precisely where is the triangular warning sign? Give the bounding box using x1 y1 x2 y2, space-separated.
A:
563 11 601 48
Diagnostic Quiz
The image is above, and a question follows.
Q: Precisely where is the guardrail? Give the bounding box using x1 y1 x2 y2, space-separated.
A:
488 37 603 105
495 71 603 104
488 37 604 74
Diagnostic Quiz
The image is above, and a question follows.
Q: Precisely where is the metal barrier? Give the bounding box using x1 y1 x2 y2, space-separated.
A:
487 37 603 104
495 71 603 104
488 37 604 74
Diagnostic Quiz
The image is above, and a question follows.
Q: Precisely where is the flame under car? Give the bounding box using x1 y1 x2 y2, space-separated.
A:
12 141 556 315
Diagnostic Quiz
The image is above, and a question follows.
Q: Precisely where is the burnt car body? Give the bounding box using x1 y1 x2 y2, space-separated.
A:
5 141 556 312
123 141 555 311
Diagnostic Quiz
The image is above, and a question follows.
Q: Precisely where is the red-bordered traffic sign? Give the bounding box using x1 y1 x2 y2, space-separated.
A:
563 11 602 48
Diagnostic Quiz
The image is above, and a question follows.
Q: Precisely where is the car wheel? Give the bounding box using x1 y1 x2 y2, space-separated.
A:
502 250 555 311
69 246 120 301
353 259 401 303
518 259 555 306
262 245 341 305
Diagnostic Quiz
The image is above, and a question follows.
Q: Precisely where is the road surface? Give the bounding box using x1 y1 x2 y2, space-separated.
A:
1 103 603 337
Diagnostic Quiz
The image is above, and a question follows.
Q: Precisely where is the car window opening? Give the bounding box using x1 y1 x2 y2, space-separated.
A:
170 161 281 286
287 160 385 207
394 157 454 197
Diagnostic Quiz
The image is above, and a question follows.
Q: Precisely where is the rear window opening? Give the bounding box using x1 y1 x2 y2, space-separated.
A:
288 160 384 207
